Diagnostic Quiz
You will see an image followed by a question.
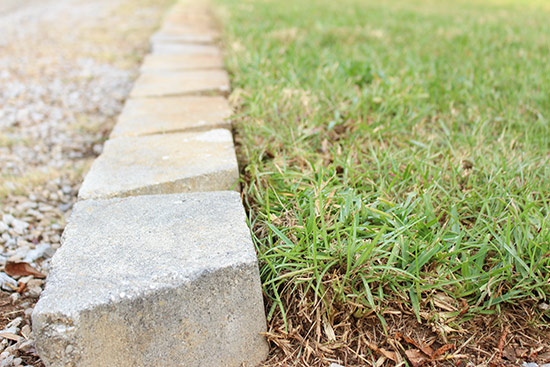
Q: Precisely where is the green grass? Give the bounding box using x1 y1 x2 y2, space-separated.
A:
214 0 550 324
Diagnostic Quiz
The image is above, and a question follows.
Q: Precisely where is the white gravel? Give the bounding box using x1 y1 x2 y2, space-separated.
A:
0 0 171 365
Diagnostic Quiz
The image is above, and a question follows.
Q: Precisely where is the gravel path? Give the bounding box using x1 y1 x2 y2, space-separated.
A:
0 0 171 365
0 0 46 16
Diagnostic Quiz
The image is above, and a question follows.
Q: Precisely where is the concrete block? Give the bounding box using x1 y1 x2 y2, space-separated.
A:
32 192 269 367
140 53 224 71
150 31 217 44
151 22 219 44
110 96 231 138
163 3 213 27
163 11 211 26
78 129 239 200
130 70 229 97
151 43 220 55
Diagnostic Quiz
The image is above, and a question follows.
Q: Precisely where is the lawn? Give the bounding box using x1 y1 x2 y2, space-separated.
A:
213 0 550 364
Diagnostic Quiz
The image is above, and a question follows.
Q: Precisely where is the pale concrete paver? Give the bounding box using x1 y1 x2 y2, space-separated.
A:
150 30 217 44
78 129 239 199
130 70 229 97
110 96 231 138
151 21 219 44
140 53 224 71
162 3 213 26
32 192 269 367
151 42 220 55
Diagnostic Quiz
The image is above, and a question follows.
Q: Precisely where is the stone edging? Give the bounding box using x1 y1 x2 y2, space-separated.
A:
31 1 269 366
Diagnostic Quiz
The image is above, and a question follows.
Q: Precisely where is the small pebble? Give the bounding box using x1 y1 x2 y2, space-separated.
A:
23 243 52 262
17 340 33 353
9 293 20 304
0 355 13 367
20 325 31 340
0 273 18 292
26 279 43 288
2 215 14 226
26 286 42 299
6 317 23 331
10 219 29 235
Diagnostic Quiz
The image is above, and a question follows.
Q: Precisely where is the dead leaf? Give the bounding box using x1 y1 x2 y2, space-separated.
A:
0 332 20 341
432 293 457 312
502 346 516 361
497 327 509 356
366 341 397 362
374 356 386 367
322 315 336 341
439 324 462 334
5 262 46 279
405 349 429 367
514 348 528 359
432 343 456 359
380 348 397 362
403 335 434 358
458 299 470 316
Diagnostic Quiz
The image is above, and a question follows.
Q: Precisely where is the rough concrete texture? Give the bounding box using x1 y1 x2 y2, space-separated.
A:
130 70 229 97
150 30 217 44
140 53 224 71
110 96 231 138
151 19 219 44
163 2 213 26
32 192 269 367
151 42 220 55
154 0 219 43
78 129 239 199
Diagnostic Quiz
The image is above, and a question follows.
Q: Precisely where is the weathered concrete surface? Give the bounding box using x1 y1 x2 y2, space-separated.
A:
140 53 224 71
78 129 239 199
162 2 213 27
151 19 219 44
151 0 218 44
150 30 217 44
32 192 269 367
110 96 231 138
130 70 229 97
151 42 220 55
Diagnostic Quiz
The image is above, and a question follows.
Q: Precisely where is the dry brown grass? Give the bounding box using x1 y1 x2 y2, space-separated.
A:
260 283 550 367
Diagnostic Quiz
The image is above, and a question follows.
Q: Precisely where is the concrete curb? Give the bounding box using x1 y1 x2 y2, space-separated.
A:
32 1 269 366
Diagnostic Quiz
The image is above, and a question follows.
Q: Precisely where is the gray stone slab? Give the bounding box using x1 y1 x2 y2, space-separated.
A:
110 96 231 138
130 70 229 97
78 129 239 200
140 53 224 72
32 192 269 367
151 43 220 55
